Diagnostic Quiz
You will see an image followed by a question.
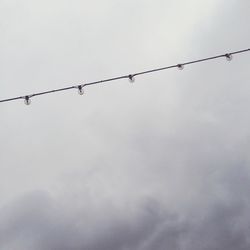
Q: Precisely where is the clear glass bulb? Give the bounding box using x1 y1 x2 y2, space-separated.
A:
177 64 184 70
128 74 135 83
24 96 31 105
78 85 84 95
225 54 233 61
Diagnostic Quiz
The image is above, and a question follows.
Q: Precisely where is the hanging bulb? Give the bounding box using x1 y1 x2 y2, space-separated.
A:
24 96 31 105
128 74 135 83
177 64 184 70
77 85 84 95
225 53 233 61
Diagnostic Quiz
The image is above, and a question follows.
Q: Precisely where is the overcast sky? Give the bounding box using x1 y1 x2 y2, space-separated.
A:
1 0 250 249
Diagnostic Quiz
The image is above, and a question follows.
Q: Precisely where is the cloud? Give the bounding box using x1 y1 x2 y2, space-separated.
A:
0 167 250 250
1 0 250 249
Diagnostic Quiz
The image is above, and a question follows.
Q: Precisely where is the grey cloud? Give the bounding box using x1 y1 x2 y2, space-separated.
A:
1 0 250 249
0 193 167 250
0 172 250 250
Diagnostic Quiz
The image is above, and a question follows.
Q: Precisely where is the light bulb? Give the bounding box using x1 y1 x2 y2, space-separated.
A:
128 74 135 83
24 96 31 105
77 85 84 95
177 64 184 70
225 53 233 61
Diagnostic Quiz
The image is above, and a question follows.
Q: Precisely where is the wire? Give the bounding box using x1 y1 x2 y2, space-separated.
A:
0 48 249 105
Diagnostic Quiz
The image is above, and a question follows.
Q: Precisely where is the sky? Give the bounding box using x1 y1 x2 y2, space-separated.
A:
0 0 250 249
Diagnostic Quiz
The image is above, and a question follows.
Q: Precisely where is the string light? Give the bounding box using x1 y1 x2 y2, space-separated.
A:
128 74 135 83
0 48 249 105
77 85 84 95
24 96 31 105
177 64 184 70
225 53 233 61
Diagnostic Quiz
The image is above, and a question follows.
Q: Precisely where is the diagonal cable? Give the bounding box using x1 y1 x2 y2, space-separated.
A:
0 48 249 105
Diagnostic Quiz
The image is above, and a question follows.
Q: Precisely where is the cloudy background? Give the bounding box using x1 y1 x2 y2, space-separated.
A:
1 0 250 249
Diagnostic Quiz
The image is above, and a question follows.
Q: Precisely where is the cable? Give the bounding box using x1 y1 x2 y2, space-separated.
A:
0 48 249 105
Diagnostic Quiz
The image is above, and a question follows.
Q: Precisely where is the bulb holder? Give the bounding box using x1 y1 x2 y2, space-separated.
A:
24 96 31 105
128 74 135 83
77 85 84 95
225 53 233 61
177 64 184 70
